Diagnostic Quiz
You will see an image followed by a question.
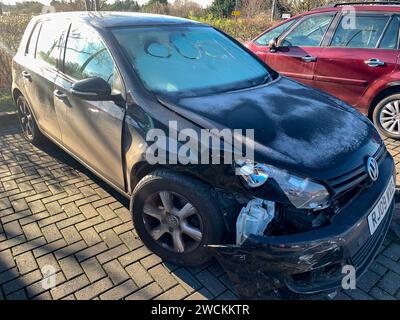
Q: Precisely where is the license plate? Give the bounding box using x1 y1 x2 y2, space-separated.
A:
367 177 395 235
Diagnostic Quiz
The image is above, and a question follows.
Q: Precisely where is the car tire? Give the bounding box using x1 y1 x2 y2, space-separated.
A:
16 95 44 144
131 170 225 266
373 94 400 139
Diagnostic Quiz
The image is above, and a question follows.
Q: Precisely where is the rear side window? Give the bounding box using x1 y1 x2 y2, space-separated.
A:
255 18 298 46
281 14 334 47
380 16 400 49
331 15 389 48
64 24 120 89
36 20 69 67
26 22 41 56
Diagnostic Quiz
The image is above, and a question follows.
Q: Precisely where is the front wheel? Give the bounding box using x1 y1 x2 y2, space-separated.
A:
131 170 226 266
373 94 400 139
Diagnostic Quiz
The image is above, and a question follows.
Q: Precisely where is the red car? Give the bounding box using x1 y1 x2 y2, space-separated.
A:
246 2 400 138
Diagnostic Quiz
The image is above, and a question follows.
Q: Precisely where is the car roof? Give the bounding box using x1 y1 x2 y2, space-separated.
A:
35 11 201 28
311 3 400 14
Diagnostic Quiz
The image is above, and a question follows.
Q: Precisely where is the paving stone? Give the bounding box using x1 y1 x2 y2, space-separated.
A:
80 227 102 246
154 285 188 300
58 256 84 280
60 226 82 245
15 251 38 274
195 269 226 297
97 244 129 265
370 261 388 276
3 270 42 295
382 243 400 261
377 271 400 295
171 268 202 294
0 249 16 272
126 262 153 288
370 287 397 300
100 279 138 300
22 223 42 241
149 264 178 291
81 257 106 282
185 288 212 300
36 253 61 273
6 288 28 300
74 278 113 300
103 260 129 285
3 220 23 238
41 224 62 243
125 282 162 300
100 229 122 248
357 270 381 292
50 274 89 300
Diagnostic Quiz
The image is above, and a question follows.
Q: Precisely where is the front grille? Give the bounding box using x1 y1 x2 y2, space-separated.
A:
350 204 392 272
327 145 386 201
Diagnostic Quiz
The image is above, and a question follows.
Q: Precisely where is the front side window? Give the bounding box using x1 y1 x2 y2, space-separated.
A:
112 26 271 97
64 24 119 89
331 15 390 48
255 18 298 46
36 20 68 67
281 14 334 47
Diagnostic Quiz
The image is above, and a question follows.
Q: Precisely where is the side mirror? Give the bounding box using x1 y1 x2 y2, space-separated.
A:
71 77 112 101
268 38 279 53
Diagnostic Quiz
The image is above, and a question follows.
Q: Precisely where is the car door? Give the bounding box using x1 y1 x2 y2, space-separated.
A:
54 23 126 189
313 13 400 108
20 19 69 143
265 12 336 86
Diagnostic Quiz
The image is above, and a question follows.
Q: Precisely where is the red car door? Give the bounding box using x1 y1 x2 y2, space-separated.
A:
264 12 336 87
313 14 400 111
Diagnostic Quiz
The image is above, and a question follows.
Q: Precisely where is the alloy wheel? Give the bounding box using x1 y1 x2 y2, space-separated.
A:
379 99 400 135
142 191 203 253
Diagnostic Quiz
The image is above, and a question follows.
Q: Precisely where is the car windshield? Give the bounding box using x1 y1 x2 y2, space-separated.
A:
112 25 272 97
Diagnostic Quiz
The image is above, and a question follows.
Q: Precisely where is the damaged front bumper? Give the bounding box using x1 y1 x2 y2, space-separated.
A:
210 153 396 299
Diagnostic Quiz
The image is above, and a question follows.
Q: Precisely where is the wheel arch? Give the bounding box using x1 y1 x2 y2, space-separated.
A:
12 88 23 104
368 83 400 119
129 161 216 195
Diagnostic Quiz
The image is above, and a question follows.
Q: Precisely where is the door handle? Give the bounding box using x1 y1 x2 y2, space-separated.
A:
53 90 67 100
301 55 317 63
365 58 385 67
21 71 31 80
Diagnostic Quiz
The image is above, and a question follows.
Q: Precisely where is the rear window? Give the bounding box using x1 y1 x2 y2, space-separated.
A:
26 22 41 56
36 20 69 67
331 15 390 48
380 16 400 49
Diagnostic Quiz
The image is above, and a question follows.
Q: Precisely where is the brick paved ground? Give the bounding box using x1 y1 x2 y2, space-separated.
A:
0 115 400 300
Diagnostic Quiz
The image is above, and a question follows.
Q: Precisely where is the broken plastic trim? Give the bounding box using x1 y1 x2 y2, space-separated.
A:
236 198 275 245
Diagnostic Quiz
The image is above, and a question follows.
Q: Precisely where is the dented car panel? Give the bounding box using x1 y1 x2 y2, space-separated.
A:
211 152 396 299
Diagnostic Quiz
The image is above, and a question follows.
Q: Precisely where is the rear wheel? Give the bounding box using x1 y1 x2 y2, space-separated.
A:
373 94 400 139
16 95 43 144
131 170 225 266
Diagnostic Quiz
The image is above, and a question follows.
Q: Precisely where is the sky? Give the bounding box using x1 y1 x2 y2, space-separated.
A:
1 0 215 7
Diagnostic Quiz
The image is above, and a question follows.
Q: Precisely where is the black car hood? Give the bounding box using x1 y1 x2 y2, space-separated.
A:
158 76 382 181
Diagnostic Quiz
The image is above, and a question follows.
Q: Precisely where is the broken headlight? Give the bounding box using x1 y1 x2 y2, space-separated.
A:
235 161 331 210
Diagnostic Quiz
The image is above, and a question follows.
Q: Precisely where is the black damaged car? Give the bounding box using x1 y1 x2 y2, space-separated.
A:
12 12 396 299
